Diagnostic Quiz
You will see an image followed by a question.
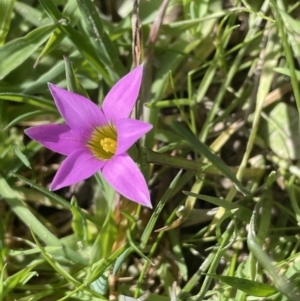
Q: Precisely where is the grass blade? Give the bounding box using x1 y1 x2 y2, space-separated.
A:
170 121 249 196
0 23 57 79
206 274 277 297
76 0 125 80
0 173 88 265
39 0 112 85
0 0 15 46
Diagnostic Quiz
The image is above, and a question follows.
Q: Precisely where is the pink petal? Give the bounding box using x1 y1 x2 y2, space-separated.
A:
25 124 83 156
102 154 152 208
102 65 143 122
50 149 104 190
115 118 152 155
48 84 106 138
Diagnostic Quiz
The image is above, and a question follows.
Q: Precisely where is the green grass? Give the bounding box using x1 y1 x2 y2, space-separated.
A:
1 0 300 300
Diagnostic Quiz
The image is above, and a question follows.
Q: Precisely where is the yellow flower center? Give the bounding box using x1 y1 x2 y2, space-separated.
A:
87 124 117 160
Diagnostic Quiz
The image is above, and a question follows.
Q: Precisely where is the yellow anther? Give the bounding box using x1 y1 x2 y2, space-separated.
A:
100 138 117 154
87 124 117 160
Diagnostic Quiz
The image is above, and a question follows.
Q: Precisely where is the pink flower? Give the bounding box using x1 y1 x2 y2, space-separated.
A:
25 65 152 207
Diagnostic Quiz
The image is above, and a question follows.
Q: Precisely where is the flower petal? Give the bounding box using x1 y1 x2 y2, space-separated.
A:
102 65 143 122
48 84 106 138
25 124 83 155
102 154 152 208
50 149 104 190
115 118 152 155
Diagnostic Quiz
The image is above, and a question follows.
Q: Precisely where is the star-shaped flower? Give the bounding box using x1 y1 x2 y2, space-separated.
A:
25 65 152 207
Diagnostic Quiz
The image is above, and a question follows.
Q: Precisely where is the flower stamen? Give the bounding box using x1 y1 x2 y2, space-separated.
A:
100 137 117 153
87 124 117 160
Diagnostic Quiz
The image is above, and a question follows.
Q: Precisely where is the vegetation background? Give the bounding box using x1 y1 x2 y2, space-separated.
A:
1 0 300 300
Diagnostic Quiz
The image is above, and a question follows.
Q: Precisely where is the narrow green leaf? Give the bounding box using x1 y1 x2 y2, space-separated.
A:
36 0 80 63
13 145 31 169
145 98 191 108
7 141 42 175
71 196 88 243
182 191 252 221
248 202 299 299
90 272 109 296
0 93 56 110
0 23 58 79
272 0 300 114
0 174 87 266
0 174 59 246
126 228 154 266
206 274 277 297
259 102 300 160
39 0 112 85
14 1 50 27
94 172 115 211
18 271 39 286
4 109 54 130
113 247 133 275
0 0 15 46
3 261 41 297
119 293 152 301
11 172 71 210
86 245 126 285
170 122 250 196
168 229 187 281
30 228 82 286
64 56 89 98
90 212 117 264
76 0 125 80
0 263 6 301
140 169 182 248
9 246 63 256
22 60 65 94
274 67 300 80
276 7 300 58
